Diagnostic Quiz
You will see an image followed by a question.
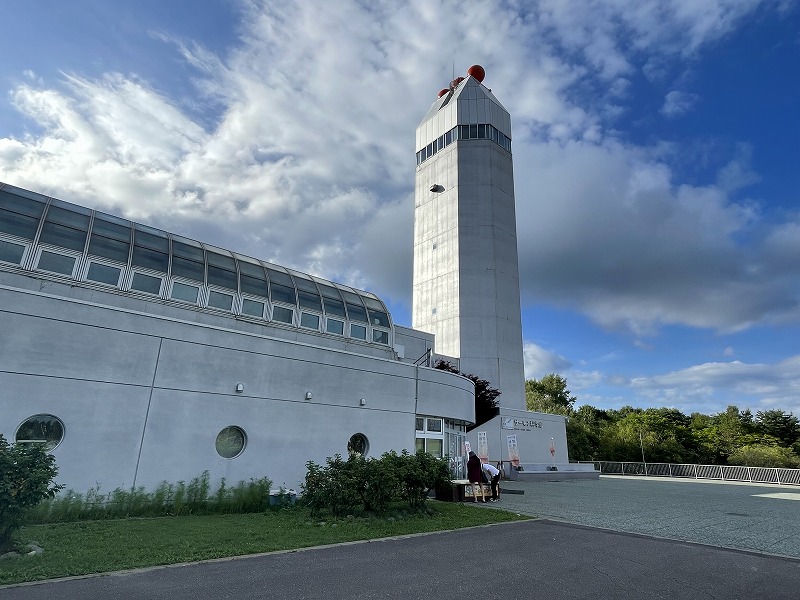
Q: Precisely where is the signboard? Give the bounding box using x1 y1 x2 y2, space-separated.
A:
507 434 520 467
477 431 489 463
501 417 543 431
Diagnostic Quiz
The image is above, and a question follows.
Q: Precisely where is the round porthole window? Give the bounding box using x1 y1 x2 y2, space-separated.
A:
215 426 247 459
348 433 369 457
16 414 65 451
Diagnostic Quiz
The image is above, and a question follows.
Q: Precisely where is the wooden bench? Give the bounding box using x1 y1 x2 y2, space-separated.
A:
435 479 493 502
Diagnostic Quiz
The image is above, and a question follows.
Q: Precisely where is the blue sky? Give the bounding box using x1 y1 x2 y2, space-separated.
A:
1 0 798 417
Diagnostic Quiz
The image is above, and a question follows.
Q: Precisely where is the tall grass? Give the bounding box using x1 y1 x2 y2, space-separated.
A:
25 471 281 523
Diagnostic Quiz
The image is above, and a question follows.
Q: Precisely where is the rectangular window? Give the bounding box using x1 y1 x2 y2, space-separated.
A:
469 124 478 139
478 124 486 138
171 255 204 282
88 235 130 262
0 190 46 221
368 310 390 327
415 438 425 453
130 272 162 295
272 305 294 324
89 217 131 262
350 323 367 340
240 274 267 297
372 329 389 344
131 246 168 273
37 250 75 276
241 298 265 318
326 318 344 335
300 312 320 330
0 239 25 264
445 130 452 145
0 210 40 240
39 221 88 252
427 418 443 433
298 290 322 311
426 438 443 458
415 417 424 431
270 283 296 305
170 281 199 303
86 262 121 286
207 290 233 310
345 303 368 323
323 297 346 319
207 265 237 290
91 216 131 241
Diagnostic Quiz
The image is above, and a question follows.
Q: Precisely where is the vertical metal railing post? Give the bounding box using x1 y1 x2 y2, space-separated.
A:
718 465 723 481
747 466 752 483
668 463 673 478
694 464 698 479
776 468 781 485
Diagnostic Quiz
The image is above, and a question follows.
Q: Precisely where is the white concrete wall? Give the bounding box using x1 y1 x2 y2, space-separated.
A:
468 409 569 465
0 278 475 494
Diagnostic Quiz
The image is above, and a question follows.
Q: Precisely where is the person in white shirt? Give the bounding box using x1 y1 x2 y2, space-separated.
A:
481 462 501 501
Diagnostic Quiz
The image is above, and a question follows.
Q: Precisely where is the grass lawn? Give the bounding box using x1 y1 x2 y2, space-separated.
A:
0 502 531 586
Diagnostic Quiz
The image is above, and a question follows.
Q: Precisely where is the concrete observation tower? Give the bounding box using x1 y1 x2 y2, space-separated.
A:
412 65 526 411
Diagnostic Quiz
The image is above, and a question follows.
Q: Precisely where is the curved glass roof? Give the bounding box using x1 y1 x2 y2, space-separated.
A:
0 183 392 334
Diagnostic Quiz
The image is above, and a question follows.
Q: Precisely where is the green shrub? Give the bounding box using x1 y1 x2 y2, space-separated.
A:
0 434 64 552
388 450 451 508
727 444 800 468
302 450 450 516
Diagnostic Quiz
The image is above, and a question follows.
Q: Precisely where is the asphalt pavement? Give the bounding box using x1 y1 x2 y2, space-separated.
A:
3 476 799 599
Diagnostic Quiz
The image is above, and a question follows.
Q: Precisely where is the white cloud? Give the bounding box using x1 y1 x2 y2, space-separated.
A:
523 342 572 379
661 90 699 117
514 137 799 335
628 355 800 414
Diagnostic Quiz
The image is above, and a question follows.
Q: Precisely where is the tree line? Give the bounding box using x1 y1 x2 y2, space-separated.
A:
526 374 800 468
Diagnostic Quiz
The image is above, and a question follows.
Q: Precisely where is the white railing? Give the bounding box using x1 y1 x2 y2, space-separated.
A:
594 461 800 486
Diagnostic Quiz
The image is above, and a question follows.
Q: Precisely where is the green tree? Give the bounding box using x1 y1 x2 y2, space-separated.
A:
434 360 500 429
755 410 800 448
0 434 64 552
564 419 599 461
728 444 800 468
525 374 577 413
597 408 693 463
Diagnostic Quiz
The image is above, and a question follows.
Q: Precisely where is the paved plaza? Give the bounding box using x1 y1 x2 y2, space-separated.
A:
3 476 799 599
495 475 800 558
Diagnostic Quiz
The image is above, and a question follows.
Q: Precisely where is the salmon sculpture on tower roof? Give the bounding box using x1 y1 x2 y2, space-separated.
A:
437 64 486 97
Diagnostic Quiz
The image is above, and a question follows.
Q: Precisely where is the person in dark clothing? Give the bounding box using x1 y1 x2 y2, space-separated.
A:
466 451 486 503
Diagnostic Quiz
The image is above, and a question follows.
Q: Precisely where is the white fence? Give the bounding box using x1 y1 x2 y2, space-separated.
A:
593 461 800 486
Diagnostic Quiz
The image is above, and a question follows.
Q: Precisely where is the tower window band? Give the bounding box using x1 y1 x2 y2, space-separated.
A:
416 123 511 165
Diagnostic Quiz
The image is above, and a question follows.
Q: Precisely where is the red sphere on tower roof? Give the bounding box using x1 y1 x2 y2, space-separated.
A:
438 88 449 98
467 64 486 83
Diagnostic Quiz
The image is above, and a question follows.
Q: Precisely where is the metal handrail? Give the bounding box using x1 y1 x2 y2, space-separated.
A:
595 461 800 486
413 348 432 367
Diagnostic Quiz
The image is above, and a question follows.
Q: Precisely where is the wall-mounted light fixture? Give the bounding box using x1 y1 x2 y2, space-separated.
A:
429 184 444 193
235 383 244 393
360 398 366 406
305 391 313 400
